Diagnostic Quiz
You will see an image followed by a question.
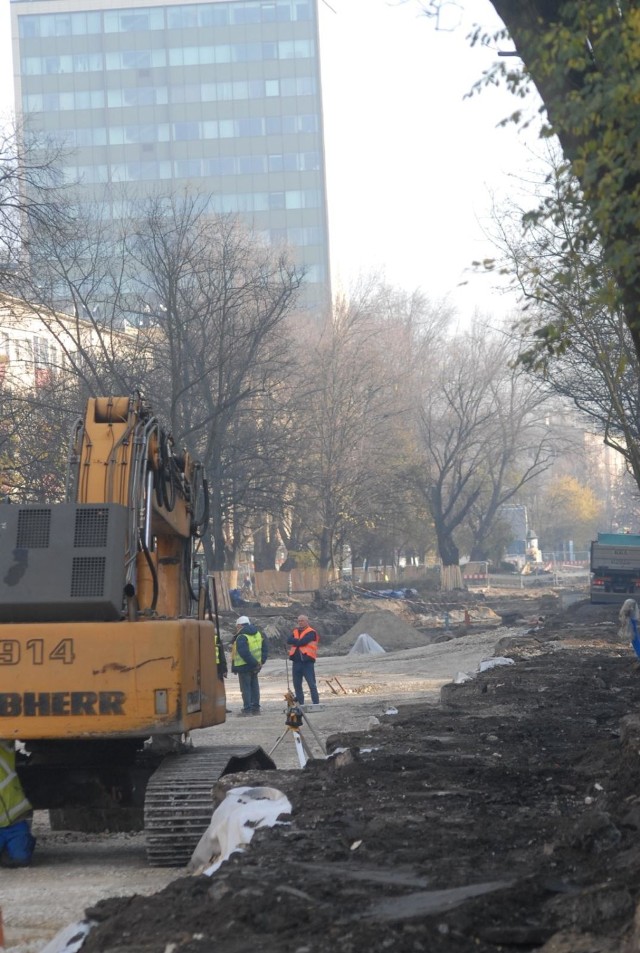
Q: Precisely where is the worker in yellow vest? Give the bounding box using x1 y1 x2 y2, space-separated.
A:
0 740 36 867
231 615 268 716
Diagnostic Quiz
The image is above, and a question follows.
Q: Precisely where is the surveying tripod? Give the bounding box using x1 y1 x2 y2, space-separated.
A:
268 691 324 768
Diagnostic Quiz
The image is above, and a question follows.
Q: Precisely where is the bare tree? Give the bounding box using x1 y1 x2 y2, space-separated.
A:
411 322 558 581
122 193 304 569
284 281 447 571
486 157 640 494
0 121 72 282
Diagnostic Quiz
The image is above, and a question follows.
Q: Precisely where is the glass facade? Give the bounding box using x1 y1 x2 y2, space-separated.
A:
11 0 330 311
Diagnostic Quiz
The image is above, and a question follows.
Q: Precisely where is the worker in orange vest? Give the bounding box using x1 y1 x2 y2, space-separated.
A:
287 614 320 707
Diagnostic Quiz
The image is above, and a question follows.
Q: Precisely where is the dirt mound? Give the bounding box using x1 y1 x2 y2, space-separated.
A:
328 609 437 654
80 622 640 953
565 598 623 624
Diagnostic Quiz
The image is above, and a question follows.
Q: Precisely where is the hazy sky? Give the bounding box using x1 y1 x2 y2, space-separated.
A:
0 0 541 321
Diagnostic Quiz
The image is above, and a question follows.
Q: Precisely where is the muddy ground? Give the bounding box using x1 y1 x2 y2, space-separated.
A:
72 592 640 953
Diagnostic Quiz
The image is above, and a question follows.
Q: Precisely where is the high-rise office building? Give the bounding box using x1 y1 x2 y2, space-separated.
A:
10 0 330 311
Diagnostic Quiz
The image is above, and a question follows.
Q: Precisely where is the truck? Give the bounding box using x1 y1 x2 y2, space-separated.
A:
0 395 272 865
590 532 640 604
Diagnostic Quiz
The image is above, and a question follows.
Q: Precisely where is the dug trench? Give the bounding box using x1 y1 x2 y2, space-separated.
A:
79 614 640 953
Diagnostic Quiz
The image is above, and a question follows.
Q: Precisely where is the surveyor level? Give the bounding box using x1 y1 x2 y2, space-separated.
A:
268 691 324 768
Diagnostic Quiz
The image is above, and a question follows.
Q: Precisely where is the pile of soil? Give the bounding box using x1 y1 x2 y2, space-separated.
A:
328 608 435 654
81 614 640 953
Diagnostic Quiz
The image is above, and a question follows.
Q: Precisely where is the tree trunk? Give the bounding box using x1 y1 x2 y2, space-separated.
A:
319 525 332 571
253 521 280 572
208 472 226 571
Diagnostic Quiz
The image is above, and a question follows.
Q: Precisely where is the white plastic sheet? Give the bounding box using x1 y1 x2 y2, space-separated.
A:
39 918 95 953
348 633 386 655
478 657 515 672
188 785 292 876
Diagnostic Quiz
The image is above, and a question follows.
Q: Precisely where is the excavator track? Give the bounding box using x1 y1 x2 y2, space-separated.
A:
144 744 275 867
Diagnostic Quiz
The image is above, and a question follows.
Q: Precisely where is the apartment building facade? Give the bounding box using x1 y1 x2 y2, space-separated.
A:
10 0 330 312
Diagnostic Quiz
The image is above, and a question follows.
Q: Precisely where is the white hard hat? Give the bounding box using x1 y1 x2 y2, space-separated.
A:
236 615 250 626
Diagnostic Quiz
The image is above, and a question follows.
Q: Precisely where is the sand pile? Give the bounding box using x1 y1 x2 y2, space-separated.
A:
327 609 433 654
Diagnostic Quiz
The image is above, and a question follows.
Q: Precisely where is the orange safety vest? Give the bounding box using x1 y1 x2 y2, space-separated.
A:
289 625 319 660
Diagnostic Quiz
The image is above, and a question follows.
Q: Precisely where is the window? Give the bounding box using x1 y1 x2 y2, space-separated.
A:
42 15 72 36
75 90 105 109
104 11 161 32
170 84 200 104
295 3 312 20
300 77 316 94
306 264 325 283
238 118 262 137
167 5 198 28
122 50 151 69
24 94 43 113
207 157 235 175
235 43 262 63
279 39 313 58
33 336 50 367
198 6 229 26
299 115 318 133
173 122 200 141
232 6 260 23
18 17 38 38
218 82 235 100
175 159 201 178
76 127 107 146
73 12 101 34
74 53 102 72
239 156 265 174
110 86 166 107
265 80 279 97
248 80 265 98
269 192 286 210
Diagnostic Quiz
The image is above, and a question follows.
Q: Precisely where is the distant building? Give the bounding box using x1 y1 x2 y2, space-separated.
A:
10 0 331 313
0 292 134 391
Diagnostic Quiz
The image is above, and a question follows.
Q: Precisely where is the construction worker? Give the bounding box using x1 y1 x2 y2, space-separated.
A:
0 740 36 868
287 614 320 707
231 615 268 716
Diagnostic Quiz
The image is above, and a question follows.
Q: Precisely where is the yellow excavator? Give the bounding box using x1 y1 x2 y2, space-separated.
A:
0 395 273 865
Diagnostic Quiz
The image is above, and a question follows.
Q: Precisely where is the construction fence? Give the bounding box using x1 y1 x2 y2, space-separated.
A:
210 564 443 604
212 554 590 605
